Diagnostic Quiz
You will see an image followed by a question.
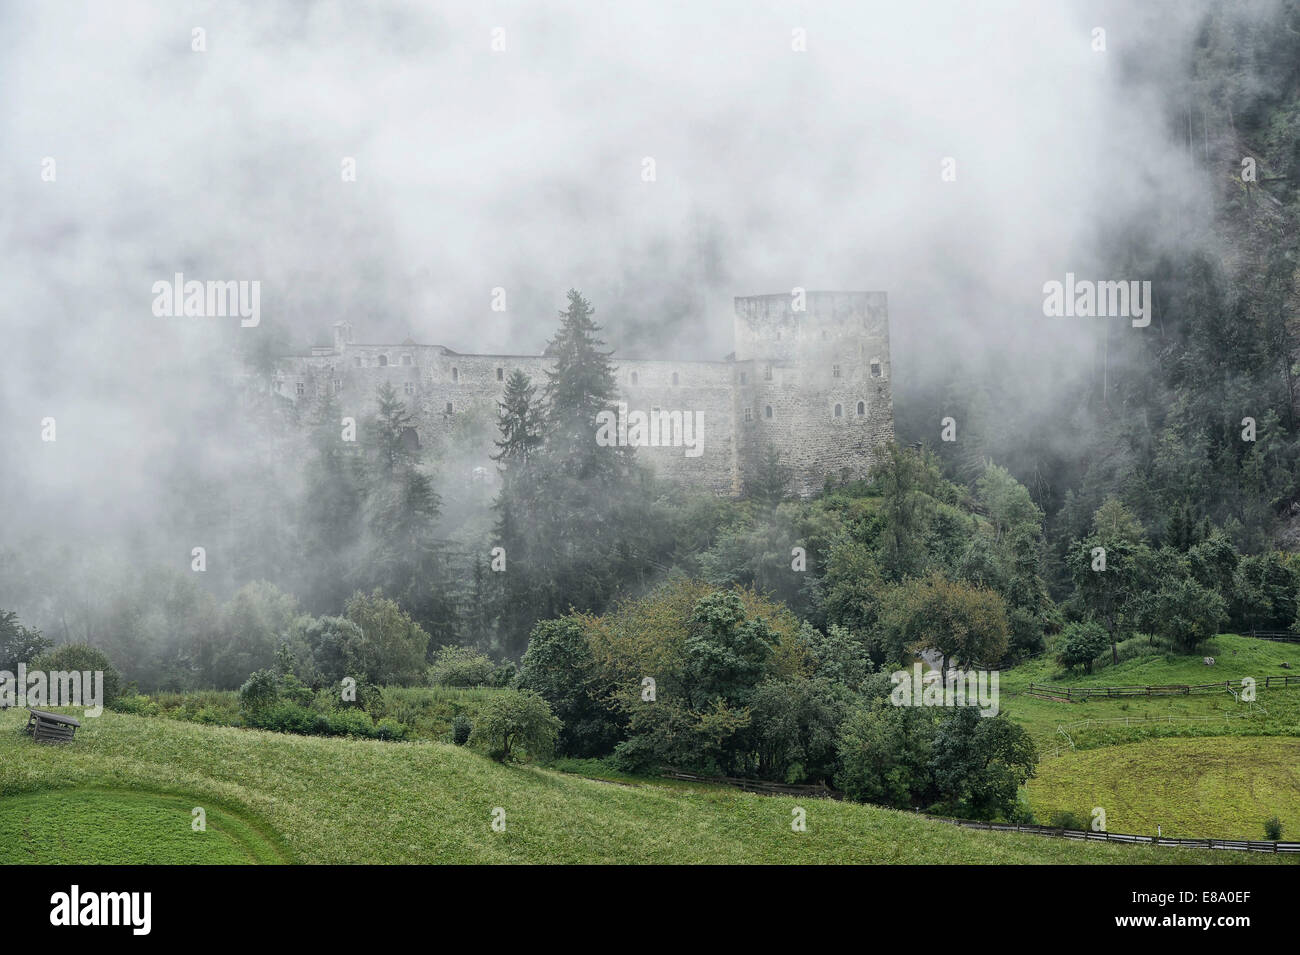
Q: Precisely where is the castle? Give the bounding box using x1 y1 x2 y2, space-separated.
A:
271 291 894 497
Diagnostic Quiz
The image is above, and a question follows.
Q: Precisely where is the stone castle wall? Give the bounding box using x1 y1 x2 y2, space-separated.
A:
270 291 893 498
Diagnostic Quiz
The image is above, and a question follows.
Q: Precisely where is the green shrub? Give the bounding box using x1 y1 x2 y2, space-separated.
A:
31 643 124 706
1049 810 1087 831
470 689 562 762
239 669 279 717
428 645 497 687
451 714 472 745
1265 815 1284 841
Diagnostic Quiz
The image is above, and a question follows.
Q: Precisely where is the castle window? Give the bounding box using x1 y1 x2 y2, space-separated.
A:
833 403 843 418
764 405 773 419
452 367 459 383
672 372 679 386
496 367 504 381
354 357 362 367
401 355 412 366
870 360 882 378
378 354 388 367
295 381 305 396
630 371 638 386
856 401 865 415
445 401 454 414
764 365 772 381
832 364 841 378
404 382 415 395
744 407 753 422
334 379 343 394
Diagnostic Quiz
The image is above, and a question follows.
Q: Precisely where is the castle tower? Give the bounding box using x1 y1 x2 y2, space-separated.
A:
733 291 893 497
333 321 353 353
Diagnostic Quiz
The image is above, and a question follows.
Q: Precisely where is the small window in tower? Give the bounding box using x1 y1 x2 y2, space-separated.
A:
496 367 504 381
404 382 414 395
832 364 841 378
401 354 412 366
764 405 773 419
296 381 305 396
445 401 454 414
833 403 843 418
871 360 882 378
451 367 459 383
630 371 638 386
744 407 753 422
672 372 679 386
764 365 772 381
378 354 389 367
856 401 865 415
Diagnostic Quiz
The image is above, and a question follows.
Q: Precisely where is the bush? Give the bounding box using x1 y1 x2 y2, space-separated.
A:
238 669 279 717
451 714 472 745
1057 621 1109 674
1049 810 1086 830
428 645 496 687
31 643 124 707
1265 815 1284 841
470 689 562 762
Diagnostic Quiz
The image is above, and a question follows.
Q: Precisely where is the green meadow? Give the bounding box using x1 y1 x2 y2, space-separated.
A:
0 708 1281 865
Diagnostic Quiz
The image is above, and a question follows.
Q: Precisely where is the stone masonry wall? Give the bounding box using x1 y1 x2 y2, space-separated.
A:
271 290 893 498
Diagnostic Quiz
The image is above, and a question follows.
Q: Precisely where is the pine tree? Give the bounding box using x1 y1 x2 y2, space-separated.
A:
543 289 621 479
493 369 545 478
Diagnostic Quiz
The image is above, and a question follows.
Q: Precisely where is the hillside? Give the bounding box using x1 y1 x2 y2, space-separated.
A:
0 709 1285 866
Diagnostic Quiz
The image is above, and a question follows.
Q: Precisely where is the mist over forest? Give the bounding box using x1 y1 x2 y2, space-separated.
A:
3 0 1300 698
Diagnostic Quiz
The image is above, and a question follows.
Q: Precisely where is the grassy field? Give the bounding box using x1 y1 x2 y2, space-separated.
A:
1001 634 1300 840
0 788 289 864
999 633 1300 753
1026 736 1300 839
0 709 1281 865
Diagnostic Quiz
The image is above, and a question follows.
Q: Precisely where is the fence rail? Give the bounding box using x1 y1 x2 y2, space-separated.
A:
656 770 1299 854
1027 675 1300 700
1248 629 1300 644
924 816 1300 853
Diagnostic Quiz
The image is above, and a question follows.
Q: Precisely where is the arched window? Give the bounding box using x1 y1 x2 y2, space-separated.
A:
451 367 459 382
856 401 865 415
870 360 882 378
764 405 773 419
833 403 843 418
496 367 504 381
444 401 453 414
378 354 388 367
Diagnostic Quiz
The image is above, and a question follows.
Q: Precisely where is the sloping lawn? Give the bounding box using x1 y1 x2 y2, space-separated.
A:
0 710 1284 864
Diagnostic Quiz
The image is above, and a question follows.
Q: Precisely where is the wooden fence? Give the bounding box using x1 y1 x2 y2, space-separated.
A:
924 816 1300 854
1026 675 1300 700
660 770 842 800
657 771 1300 854
1248 629 1300 644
